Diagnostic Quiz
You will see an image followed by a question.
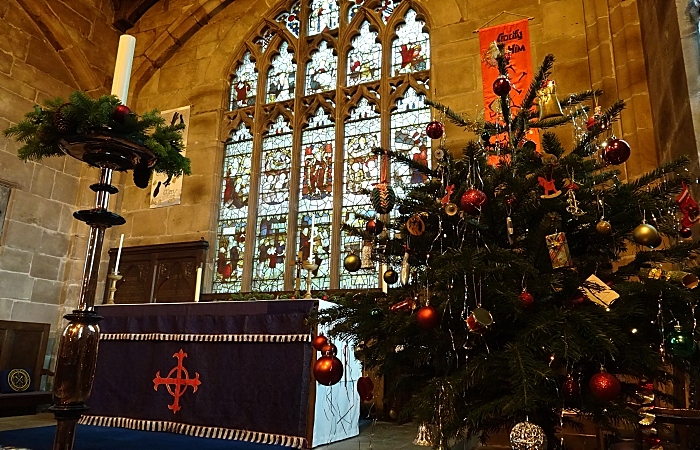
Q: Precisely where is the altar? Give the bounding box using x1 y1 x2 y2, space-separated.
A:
80 300 360 448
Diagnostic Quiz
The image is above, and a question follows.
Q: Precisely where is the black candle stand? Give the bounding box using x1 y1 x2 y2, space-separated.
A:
50 135 155 450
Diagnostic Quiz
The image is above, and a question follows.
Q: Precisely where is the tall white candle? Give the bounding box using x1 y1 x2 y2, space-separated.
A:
111 35 136 104
309 215 315 261
114 234 124 274
194 266 203 302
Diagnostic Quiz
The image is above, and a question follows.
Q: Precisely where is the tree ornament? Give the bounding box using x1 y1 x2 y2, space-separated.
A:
112 104 131 123
459 188 487 215
383 268 399 285
132 160 153 189
589 372 621 402
400 248 410 286
667 324 696 357
312 335 328 351
444 202 459 216
416 305 439 330
370 307 383 317
562 375 580 398
633 222 661 248
537 79 564 120
492 75 511 97
518 290 534 308
675 181 700 228
545 232 573 269
53 103 74 133
320 342 338 356
371 181 396 214
465 307 493 334
344 253 361 272
390 298 416 312
313 354 343 386
425 121 444 140
357 376 374 401
366 218 384 235
596 220 612 236
602 137 631 165
509 421 545 450
388 408 398 419
413 423 433 446
680 227 693 238
537 176 562 199
406 214 426 236
481 131 491 145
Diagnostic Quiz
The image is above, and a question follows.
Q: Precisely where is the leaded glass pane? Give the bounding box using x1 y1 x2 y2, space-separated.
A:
347 21 381 86
275 1 301 37
230 52 257 110
253 116 293 291
391 9 429 75
308 0 340 35
390 88 431 200
348 0 365 22
340 99 381 289
214 124 253 293
254 28 275 53
375 0 400 22
298 109 334 289
266 41 297 103
306 41 337 94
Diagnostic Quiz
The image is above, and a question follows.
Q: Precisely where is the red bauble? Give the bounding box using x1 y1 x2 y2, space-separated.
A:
313 355 343 386
518 290 535 308
680 227 693 238
492 75 511 97
426 121 444 140
602 138 631 165
589 372 621 402
586 117 597 131
416 305 439 330
112 104 131 123
312 335 328 351
366 219 384 235
357 376 374 401
459 188 487 215
320 342 337 356
562 376 580 398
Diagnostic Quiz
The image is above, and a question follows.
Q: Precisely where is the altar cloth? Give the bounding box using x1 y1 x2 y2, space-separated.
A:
81 301 321 448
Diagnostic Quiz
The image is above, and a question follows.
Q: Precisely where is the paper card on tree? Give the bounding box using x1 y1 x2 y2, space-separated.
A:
545 232 572 269
581 274 619 308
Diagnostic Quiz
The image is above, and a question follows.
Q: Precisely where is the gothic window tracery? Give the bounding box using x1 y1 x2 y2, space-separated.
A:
219 0 430 293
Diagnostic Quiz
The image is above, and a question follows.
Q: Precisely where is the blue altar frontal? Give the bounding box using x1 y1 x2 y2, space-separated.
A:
81 300 360 448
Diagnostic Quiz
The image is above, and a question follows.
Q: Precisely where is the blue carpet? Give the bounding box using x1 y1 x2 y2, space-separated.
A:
0 425 289 450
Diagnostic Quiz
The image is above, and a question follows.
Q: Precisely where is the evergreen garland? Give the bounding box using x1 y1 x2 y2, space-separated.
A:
3 91 190 179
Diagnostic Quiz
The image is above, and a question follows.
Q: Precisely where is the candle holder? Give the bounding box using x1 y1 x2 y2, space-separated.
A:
50 136 155 450
105 272 122 305
302 260 319 299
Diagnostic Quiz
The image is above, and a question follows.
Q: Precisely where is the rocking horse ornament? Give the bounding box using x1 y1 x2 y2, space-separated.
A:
538 175 561 199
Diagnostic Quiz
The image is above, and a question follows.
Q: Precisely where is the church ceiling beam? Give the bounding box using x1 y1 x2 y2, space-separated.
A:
111 0 161 32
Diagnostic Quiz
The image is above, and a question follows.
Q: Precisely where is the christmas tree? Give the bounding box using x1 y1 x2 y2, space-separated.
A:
317 50 700 448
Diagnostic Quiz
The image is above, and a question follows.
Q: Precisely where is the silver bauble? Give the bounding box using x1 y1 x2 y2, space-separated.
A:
633 223 660 248
510 421 545 450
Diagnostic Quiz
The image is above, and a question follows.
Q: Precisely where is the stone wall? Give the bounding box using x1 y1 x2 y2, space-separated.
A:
0 0 120 355
120 0 660 291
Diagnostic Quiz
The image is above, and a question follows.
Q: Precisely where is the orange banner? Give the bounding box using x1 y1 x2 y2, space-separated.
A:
478 19 538 155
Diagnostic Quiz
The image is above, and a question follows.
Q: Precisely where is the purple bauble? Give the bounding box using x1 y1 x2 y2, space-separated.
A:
492 75 511 97
602 138 631 165
426 121 444 140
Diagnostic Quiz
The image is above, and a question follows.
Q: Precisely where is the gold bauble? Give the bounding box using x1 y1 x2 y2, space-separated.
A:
389 408 398 419
633 223 660 247
344 253 361 272
596 220 612 236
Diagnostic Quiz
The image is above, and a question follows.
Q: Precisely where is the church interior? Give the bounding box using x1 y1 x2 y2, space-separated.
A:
2 0 700 449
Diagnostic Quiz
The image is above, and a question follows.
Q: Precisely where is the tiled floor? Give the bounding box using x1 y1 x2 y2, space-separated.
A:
0 414 478 450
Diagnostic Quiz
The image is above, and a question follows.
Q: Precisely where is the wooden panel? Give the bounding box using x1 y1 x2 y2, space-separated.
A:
0 320 50 390
105 239 209 304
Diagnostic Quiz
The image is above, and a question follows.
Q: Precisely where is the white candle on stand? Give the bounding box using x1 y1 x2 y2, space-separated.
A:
111 35 136 104
114 234 124 274
194 266 202 302
309 215 315 261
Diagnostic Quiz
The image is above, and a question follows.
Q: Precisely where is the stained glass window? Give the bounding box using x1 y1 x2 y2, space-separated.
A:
214 124 253 293
308 0 340 35
375 0 400 22
306 41 337 94
347 21 382 86
391 9 429 76
266 41 297 103
253 116 293 291
390 87 431 200
348 0 364 22
219 0 431 293
276 1 301 37
230 52 257 110
340 99 381 289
